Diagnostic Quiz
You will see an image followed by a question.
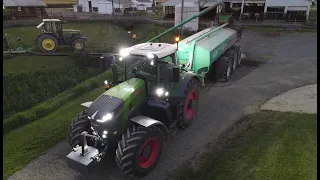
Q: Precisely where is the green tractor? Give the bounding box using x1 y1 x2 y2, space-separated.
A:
66 42 201 177
36 19 87 53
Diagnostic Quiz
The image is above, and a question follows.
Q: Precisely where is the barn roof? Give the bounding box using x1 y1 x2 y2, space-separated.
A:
3 0 47 7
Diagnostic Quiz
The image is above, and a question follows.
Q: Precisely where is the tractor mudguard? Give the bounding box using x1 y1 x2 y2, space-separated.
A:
147 99 172 125
81 101 92 108
172 73 200 100
130 116 169 141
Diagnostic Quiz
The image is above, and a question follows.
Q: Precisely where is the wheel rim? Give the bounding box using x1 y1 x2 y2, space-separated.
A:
75 41 83 49
184 90 197 120
42 39 55 51
139 138 160 169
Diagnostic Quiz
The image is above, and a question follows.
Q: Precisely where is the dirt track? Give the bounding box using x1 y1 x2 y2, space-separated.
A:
8 30 317 180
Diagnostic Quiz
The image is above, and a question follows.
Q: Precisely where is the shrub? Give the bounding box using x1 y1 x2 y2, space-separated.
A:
3 63 101 119
3 70 112 134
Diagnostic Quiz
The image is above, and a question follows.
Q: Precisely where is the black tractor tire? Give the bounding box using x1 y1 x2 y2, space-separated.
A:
67 112 95 148
215 55 233 83
37 34 58 53
115 123 164 177
71 38 85 52
225 50 237 72
182 78 201 128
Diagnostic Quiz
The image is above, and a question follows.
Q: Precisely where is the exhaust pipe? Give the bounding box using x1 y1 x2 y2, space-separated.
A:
110 55 119 86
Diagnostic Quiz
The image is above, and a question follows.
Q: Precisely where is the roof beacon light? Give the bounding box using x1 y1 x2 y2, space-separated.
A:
175 36 180 42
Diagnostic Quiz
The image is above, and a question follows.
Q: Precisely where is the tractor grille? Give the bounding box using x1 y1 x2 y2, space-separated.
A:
87 94 124 121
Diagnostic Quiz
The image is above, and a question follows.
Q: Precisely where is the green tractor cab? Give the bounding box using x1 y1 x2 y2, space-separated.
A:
36 19 87 53
66 42 201 177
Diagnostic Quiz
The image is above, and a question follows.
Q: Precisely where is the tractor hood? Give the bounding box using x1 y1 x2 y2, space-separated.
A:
63 29 81 33
86 78 146 133
103 78 145 100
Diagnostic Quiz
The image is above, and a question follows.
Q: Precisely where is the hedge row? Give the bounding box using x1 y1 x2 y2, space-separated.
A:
3 63 100 119
3 70 112 134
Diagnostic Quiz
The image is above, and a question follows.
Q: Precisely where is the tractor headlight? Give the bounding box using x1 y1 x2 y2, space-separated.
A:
102 131 108 138
97 112 114 123
147 53 154 59
156 88 169 97
120 49 129 57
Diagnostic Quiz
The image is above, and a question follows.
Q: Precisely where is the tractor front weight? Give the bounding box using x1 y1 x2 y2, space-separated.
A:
66 131 108 174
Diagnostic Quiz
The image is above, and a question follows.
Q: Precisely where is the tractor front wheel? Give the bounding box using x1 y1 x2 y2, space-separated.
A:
115 123 163 177
72 38 85 52
37 34 58 53
67 112 95 148
182 78 200 128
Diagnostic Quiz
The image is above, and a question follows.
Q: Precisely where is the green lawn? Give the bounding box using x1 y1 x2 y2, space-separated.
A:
3 87 105 179
170 111 317 180
3 55 71 75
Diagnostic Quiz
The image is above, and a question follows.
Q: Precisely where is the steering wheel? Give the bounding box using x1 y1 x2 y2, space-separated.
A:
136 71 157 80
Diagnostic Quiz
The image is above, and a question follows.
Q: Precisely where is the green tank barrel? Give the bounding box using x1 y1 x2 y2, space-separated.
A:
147 1 224 42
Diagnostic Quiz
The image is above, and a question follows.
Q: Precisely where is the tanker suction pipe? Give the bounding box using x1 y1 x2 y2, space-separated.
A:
148 0 224 42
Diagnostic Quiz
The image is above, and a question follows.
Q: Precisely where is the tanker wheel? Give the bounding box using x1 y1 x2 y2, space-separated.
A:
72 38 85 52
115 123 163 177
230 45 242 66
182 78 200 128
37 34 58 53
215 55 233 83
225 50 237 72
67 112 95 148
237 47 242 66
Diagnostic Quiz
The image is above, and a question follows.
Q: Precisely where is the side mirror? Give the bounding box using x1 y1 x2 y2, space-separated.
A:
172 66 180 83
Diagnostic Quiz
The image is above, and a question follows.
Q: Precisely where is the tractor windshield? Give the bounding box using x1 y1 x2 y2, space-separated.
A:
124 55 158 81
123 54 175 98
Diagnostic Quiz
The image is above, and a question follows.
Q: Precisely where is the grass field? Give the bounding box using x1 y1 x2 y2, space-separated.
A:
3 87 105 179
3 22 129 49
3 22 173 51
3 22 173 74
170 111 317 180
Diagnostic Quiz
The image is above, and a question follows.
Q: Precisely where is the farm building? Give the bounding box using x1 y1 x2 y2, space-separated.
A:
73 0 153 14
3 0 48 20
162 0 312 20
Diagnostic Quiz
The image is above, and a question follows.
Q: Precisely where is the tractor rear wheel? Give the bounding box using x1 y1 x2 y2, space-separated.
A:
72 38 85 52
115 123 163 177
37 34 58 53
182 78 200 128
67 112 95 148
215 55 233 83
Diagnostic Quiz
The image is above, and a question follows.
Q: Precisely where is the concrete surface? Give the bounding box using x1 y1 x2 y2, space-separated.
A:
8 30 317 180
260 84 317 114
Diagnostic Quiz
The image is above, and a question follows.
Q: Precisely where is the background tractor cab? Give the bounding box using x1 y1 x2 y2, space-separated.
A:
36 19 87 53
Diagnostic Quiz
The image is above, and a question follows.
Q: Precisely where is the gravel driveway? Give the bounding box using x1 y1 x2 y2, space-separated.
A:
8 30 317 180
